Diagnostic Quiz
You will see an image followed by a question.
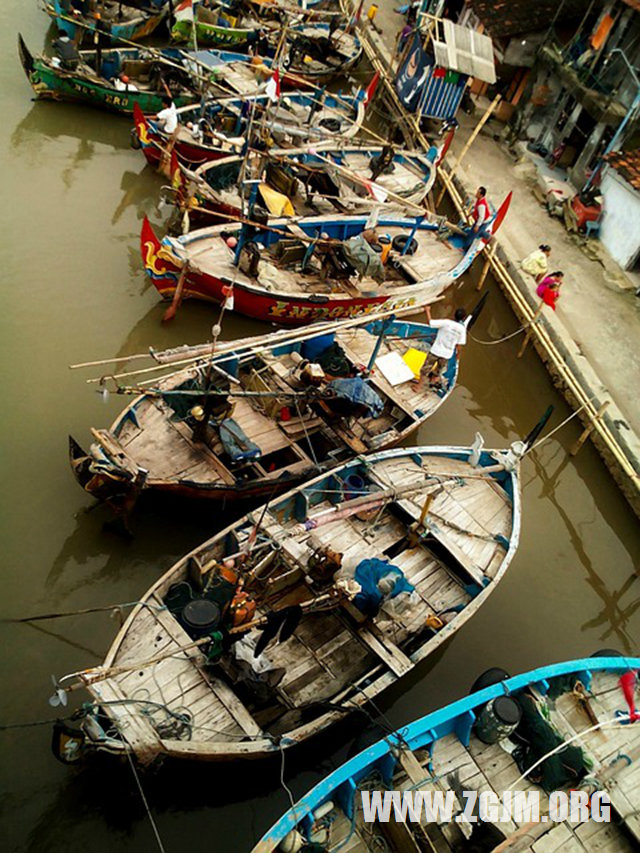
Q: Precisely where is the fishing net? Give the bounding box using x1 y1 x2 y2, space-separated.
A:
204 160 242 192
316 342 352 377
511 693 592 792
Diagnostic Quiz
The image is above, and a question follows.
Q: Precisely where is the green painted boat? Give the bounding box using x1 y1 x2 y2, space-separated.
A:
171 4 260 48
18 36 200 116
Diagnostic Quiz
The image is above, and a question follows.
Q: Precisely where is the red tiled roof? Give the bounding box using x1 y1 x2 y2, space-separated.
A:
607 149 640 192
467 0 591 38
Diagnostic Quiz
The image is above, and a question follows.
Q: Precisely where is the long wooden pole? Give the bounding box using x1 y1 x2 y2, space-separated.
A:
82 301 438 385
436 94 502 208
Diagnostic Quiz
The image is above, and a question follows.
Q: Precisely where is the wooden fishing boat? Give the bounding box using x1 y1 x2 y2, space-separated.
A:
45 0 168 45
183 48 313 95
132 90 365 168
172 143 439 229
252 655 640 853
171 2 262 48
282 22 362 81
69 315 461 514
52 441 522 764
18 38 199 115
140 202 510 325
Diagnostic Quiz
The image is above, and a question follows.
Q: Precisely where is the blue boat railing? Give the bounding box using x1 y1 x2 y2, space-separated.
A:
259 656 640 846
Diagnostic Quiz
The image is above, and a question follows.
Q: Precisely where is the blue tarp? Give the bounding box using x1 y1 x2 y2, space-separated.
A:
353 558 415 617
219 418 261 463
327 377 384 417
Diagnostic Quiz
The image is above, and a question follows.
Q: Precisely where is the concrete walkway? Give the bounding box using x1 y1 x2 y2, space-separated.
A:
448 105 640 437
353 4 640 509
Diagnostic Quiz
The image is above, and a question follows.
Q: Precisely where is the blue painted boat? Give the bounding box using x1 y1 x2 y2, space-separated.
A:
133 89 367 171
254 656 640 852
55 441 522 763
45 0 168 45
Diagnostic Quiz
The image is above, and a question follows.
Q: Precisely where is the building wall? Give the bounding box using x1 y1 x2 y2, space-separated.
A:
600 166 640 269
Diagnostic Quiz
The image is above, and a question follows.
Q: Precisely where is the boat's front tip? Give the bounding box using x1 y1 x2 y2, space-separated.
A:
17 33 34 77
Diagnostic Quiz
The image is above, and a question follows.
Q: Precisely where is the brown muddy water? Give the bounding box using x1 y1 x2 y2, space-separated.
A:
1 4 639 852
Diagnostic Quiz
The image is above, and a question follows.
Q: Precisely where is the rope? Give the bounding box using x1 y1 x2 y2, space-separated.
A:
125 748 167 853
525 394 599 455
294 395 319 467
470 324 527 345
279 741 296 810
0 714 79 731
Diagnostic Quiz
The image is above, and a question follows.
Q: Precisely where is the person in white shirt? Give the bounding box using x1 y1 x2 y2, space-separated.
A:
414 305 468 389
156 95 178 134
156 95 180 175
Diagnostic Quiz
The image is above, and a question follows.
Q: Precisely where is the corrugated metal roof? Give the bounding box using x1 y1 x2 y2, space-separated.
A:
432 19 496 83
607 149 640 192
467 0 590 39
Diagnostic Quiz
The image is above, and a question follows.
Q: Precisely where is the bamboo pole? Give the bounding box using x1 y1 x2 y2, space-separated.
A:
570 401 610 456
436 93 502 208
517 304 543 358
476 240 496 291
82 301 439 384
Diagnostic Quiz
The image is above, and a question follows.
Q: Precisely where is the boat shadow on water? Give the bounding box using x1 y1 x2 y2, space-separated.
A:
44 491 248 595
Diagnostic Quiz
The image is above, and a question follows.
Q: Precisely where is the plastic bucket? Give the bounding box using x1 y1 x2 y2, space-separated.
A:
343 473 366 499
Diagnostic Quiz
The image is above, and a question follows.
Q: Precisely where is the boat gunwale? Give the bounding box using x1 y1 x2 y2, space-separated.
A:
253 655 640 850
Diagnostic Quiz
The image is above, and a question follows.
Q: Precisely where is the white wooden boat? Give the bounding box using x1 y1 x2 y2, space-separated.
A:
70 316 460 514
53 441 523 764
253 655 640 853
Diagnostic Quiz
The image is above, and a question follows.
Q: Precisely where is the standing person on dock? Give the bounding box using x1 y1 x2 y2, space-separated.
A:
521 244 551 282
461 186 491 251
536 271 564 311
413 305 468 389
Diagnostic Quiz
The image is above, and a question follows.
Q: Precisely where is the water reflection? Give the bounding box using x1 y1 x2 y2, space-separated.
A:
529 448 640 652
11 103 132 152
112 168 162 225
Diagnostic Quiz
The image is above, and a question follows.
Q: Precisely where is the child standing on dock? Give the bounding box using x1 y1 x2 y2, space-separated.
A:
536 271 564 311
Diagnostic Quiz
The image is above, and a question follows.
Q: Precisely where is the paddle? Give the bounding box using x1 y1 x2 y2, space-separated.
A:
466 292 488 330
523 405 554 451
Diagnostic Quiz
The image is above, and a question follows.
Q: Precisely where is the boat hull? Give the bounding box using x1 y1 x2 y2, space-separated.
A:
18 39 196 116
253 656 640 851
45 0 167 44
172 18 258 48
67 444 520 763
71 318 458 507
141 216 483 326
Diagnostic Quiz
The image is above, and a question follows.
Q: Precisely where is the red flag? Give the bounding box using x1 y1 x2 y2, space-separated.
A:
363 70 380 107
